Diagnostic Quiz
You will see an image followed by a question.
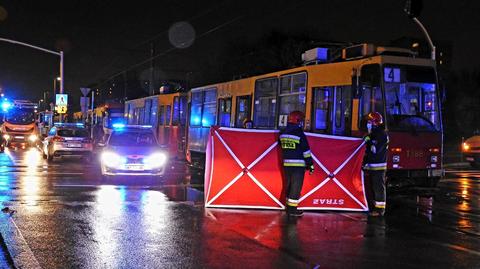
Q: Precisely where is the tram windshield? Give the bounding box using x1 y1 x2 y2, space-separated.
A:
383 66 440 132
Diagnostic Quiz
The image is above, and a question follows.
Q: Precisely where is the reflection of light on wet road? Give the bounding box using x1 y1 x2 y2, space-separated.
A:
96 185 126 216
458 200 470 211
22 176 40 210
94 185 126 267
141 191 169 234
25 148 41 174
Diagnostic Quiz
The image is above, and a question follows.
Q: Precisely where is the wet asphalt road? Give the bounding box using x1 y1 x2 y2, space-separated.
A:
0 148 479 268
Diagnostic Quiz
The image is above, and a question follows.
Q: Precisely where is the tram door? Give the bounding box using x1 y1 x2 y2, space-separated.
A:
235 95 251 127
312 86 351 136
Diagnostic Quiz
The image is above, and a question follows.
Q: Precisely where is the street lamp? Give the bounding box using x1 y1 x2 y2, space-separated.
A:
0 37 64 93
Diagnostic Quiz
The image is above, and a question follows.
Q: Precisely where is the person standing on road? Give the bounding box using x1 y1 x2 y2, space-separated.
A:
363 112 389 217
279 111 314 218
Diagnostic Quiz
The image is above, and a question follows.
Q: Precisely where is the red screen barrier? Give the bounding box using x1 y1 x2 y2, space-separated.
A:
205 127 368 212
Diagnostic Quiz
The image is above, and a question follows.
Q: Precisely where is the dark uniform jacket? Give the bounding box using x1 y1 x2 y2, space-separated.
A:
279 123 313 168
363 127 389 170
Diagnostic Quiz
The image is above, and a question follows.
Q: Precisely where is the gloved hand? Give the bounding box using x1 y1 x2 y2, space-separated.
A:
308 165 314 175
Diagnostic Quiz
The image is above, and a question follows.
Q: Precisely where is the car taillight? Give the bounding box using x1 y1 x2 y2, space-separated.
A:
53 136 65 142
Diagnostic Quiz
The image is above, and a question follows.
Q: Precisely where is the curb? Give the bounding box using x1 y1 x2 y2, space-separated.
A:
0 214 41 269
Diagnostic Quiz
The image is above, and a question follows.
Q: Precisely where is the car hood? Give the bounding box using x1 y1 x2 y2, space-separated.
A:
465 135 480 146
105 146 163 157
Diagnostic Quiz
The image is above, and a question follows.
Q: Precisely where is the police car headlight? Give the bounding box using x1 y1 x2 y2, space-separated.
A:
28 134 38 142
101 151 127 168
143 152 167 168
3 134 10 140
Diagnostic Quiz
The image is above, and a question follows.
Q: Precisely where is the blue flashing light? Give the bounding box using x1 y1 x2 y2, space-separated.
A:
76 123 84 127
192 116 201 125
201 118 210 126
112 123 126 129
1 101 12 112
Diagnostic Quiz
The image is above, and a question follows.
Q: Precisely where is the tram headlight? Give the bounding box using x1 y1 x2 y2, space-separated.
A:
392 155 400 163
3 134 10 141
462 142 470 151
431 156 438 163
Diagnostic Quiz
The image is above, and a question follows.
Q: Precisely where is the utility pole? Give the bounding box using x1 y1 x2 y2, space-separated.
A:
150 42 155 95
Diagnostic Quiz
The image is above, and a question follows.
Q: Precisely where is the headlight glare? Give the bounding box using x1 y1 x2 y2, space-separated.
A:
28 134 38 142
144 152 167 168
101 151 126 168
3 134 10 140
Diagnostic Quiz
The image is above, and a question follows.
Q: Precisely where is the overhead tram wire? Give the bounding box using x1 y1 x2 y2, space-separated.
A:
94 0 305 91
93 0 233 82
94 14 245 90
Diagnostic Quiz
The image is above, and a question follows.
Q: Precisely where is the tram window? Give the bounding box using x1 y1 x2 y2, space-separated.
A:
144 99 152 126
217 98 232 127
313 88 331 131
235 95 251 127
179 96 187 125
202 88 217 127
150 98 158 126
278 73 307 128
359 64 383 128
127 104 134 124
172 97 180 126
333 86 352 135
159 105 165 125
335 89 343 128
190 91 203 126
166 105 172 126
138 108 145 124
254 78 278 128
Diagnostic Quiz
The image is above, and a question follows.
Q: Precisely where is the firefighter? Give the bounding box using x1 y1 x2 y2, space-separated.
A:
363 112 389 217
279 111 314 218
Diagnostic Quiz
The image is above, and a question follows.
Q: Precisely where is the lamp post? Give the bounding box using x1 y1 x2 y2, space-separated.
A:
53 76 61 102
0 38 64 92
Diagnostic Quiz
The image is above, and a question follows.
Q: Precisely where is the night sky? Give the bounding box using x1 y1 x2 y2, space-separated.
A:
0 0 478 106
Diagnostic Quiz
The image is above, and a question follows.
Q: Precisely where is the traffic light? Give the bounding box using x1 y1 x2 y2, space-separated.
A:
404 0 423 18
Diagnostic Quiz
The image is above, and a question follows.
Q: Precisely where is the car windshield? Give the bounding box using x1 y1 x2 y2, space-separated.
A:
109 131 156 147
5 108 35 124
384 66 440 132
57 129 89 137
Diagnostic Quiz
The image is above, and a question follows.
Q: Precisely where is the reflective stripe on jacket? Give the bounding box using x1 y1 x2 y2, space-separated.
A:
280 123 313 168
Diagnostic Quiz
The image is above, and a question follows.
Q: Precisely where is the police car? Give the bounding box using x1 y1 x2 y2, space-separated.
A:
99 124 168 177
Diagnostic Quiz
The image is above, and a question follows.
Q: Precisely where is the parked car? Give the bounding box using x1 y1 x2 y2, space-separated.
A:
99 124 168 178
42 123 93 162
462 134 480 167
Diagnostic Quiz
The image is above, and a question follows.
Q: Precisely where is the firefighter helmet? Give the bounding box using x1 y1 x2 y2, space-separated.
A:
287 111 305 125
243 118 253 129
366 112 383 126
